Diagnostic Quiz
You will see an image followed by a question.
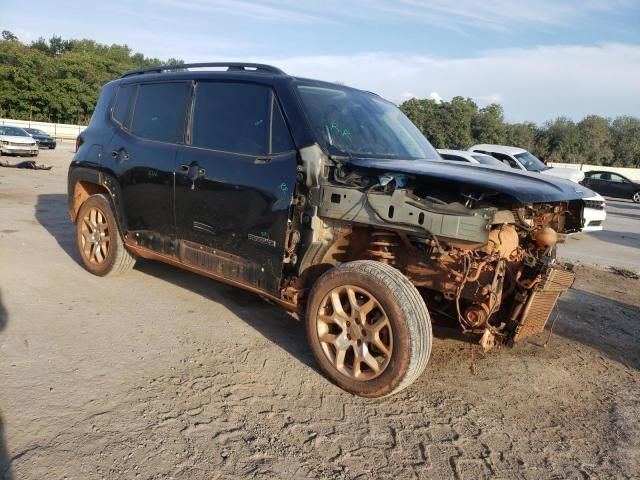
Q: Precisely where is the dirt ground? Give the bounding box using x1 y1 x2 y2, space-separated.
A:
1 145 639 479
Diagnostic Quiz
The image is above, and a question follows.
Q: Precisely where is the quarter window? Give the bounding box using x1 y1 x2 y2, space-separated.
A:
112 84 136 126
130 82 190 143
191 82 293 155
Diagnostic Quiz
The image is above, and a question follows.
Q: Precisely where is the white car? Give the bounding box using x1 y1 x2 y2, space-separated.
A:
0 125 39 157
469 144 605 232
437 149 509 169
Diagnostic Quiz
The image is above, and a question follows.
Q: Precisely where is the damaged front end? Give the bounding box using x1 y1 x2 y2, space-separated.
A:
302 156 583 349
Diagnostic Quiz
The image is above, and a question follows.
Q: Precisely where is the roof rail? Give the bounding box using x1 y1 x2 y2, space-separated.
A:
120 62 286 79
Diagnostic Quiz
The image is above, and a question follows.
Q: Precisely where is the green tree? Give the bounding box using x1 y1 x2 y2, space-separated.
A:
577 115 613 165
505 122 538 152
471 104 507 144
611 116 640 167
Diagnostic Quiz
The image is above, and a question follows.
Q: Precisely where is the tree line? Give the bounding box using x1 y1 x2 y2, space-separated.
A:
0 31 181 125
1 31 638 167
400 97 640 168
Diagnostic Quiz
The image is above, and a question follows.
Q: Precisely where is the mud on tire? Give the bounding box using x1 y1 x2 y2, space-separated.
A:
305 260 432 397
75 194 135 277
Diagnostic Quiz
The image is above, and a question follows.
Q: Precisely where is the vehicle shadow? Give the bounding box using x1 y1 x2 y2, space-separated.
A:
0 289 13 480
34 194 80 264
133 260 319 371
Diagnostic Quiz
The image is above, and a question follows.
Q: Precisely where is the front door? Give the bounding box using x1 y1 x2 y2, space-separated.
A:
174 81 297 294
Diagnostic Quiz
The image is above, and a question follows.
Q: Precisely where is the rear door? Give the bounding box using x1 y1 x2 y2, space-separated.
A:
174 81 297 294
106 81 190 238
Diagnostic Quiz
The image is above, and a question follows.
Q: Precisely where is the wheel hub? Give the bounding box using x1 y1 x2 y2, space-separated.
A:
316 285 393 381
80 206 110 265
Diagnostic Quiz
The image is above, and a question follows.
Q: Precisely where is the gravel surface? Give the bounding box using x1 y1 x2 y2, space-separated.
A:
1 146 639 479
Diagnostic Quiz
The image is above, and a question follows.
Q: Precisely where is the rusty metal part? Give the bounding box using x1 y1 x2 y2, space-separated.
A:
512 265 575 341
532 227 558 248
80 206 110 264
124 241 301 314
70 181 109 221
479 328 497 351
485 224 519 259
316 285 393 380
366 230 399 264
464 303 490 328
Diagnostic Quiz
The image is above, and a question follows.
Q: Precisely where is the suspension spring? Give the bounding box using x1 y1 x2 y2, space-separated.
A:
367 230 399 264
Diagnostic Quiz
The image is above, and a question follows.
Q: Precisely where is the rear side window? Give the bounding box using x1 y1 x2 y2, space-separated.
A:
112 84 136 126
191 82 293 156
130 82 190 143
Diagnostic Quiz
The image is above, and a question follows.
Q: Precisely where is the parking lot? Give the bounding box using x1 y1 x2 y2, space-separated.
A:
1 146 639 479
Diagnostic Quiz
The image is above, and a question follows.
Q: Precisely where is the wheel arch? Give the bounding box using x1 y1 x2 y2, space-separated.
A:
68 167 129 235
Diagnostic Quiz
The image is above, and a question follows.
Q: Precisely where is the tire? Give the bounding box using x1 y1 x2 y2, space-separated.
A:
633 191 640 204
305 260 432 397
75 194 135 277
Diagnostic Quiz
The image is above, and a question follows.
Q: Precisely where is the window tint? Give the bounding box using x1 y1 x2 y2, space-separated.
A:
441 154 466 162
271 96 294 154
609 173 626 183
112 84 136 126
492 152 520 169
130 82 190 143
192 82 271 155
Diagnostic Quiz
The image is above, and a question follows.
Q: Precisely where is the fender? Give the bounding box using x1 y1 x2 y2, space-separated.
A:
67 165 129 236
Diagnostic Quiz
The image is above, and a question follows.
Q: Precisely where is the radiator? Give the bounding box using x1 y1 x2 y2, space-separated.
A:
513 265 576 341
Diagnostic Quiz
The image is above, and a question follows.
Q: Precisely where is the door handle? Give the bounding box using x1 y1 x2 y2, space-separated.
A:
254 157 271 164
111 149 129 161
180 164 206 177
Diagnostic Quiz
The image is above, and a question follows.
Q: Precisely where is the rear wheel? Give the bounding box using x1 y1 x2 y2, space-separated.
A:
76 194 135 276
306 260 432 397
633 191 640 203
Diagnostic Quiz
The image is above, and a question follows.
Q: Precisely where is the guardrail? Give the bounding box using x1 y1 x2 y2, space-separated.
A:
548 162 640 182
0 118 87 140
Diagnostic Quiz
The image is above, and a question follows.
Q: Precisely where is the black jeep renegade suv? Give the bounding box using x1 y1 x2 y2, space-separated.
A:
69 63 593 397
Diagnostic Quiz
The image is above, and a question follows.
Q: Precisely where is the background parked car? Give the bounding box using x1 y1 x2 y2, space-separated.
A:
469 144 585 183
437 149 508 168
24 128 57 149
582 171 640 203
0 125 39 157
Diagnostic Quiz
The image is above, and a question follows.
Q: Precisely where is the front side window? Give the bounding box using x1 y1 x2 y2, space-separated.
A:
192 82 270 155
296 83 439 160
130 82 190 143
112 84 136 126
609 173 627 183
514 151 548 172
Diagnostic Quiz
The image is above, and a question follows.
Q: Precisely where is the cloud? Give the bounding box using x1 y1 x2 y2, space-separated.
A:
237 43 640 123
429 92 443 104
160 0 640 32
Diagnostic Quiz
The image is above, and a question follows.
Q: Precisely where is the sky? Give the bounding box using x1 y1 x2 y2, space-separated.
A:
3 0 640 123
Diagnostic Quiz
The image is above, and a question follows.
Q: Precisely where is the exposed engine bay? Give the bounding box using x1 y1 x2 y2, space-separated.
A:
294 158 582 349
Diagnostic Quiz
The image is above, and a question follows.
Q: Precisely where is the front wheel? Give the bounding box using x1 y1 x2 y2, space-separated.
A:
633 191 640 204
305 260 432 397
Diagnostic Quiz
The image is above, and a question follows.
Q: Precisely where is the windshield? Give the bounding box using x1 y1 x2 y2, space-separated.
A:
25 128 46 135
514 151 547 172
471 154 507 168
296 83 439 160
0 126 29 137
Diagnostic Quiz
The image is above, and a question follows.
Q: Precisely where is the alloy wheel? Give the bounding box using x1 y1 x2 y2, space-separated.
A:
316 285 393 381
80 207 111 264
